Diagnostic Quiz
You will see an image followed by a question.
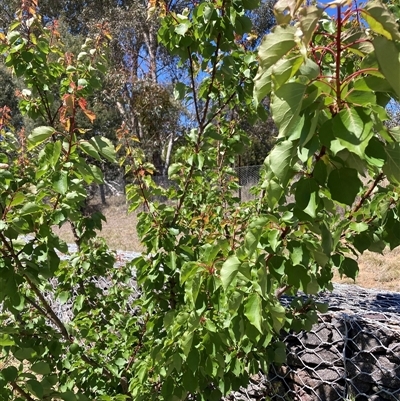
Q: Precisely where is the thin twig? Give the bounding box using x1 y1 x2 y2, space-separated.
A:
200 33 222 128
187 49 201 126
11 382 36 401
275 285 292 299
351 172 384 216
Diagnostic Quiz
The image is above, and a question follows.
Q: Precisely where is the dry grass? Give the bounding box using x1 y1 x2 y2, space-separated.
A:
334 247 400 292
54 196 400 293
53 196 143 252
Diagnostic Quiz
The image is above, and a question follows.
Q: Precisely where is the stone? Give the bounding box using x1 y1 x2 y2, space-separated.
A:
223 285 400 401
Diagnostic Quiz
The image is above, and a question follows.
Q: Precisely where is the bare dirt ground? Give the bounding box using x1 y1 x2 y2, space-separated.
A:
54 197 400 293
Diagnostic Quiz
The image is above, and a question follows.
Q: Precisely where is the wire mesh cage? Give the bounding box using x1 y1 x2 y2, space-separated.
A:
225 284 400 401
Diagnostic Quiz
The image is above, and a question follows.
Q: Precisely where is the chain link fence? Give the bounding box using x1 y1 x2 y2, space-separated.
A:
86 165 263 205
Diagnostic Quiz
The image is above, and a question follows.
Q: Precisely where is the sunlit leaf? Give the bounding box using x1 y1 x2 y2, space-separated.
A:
271 82 306 139
364 0 400 41
257 25 296 70
373 36 400 99
27 126 55 150
244 293 262 333
268 140 296 182
383 142 400 184
221 255 241 289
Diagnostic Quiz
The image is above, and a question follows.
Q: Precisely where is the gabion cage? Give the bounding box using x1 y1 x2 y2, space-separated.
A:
226 284 400 401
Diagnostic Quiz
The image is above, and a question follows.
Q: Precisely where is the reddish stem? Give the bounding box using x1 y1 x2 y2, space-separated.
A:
342 38 372 51
335 5 342 108
341 68 380 86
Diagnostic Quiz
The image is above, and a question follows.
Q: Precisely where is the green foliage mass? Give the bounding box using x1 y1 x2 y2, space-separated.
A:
0 64 23 128
0 0 400 401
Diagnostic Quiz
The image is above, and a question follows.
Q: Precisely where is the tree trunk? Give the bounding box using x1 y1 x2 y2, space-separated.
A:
163 133 175 176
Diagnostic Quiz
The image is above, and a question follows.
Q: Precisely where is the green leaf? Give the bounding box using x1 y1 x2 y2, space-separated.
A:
74 295 85 312
242 0 260 10
175 21 191 36
271 56 303 89
364 0 400 41
161 377 174 399
253 67 272 103
8 192 25 207
316 302 329 313
245 229 260 257
299 6 323 47
27 126 55 150
271 82 306 139
1 366 18 381
365 137 387 168
90 136 116 163
319 119 346 155
180 262 199 284
339 257 358 280
345 90 376 106
273 342 286 364
52 171 68 194
19 202 41 216
388 126 400 142
354 76 394 94
26 379 44 399
313 160 327 185
332 108 374 157
137 364 147 384
228 291 244 313
51 141 62 167
270 304 286 332
286 264 310 290
14 348 37 361
60 391 77 401
221 255 241 290
7 31 20 44
383 142 400 184
187 348 200 372
257 25 296 70
268 140 296 183
295 177 319 218
306 279 320 295
173 83 187 100
244 293 262 333
350 222 369 233
80 140 101 160
181 331 193 357
373 36 400 99
268 229 280 252
299 58 319 80
90 165 103 183
0 334 15 346
77 78 88 88
182 370 197 393
31 361 51 375
320 221 333 256
261 177 284 209
327 168 362 206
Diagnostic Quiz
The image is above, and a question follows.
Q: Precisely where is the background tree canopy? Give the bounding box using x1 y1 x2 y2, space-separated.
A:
0 0 278 173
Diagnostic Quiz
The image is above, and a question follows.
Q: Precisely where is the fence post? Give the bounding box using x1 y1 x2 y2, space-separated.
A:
99 184 106 205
